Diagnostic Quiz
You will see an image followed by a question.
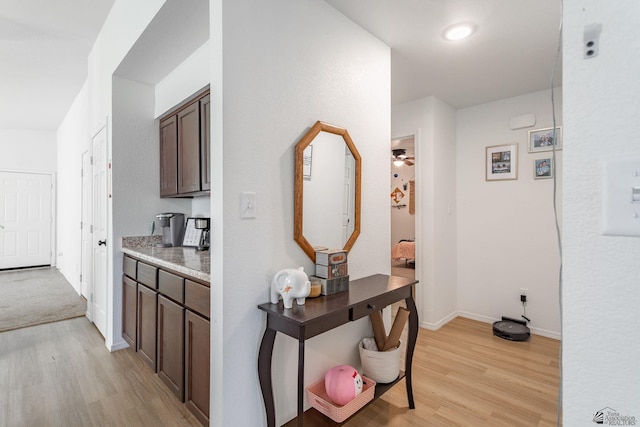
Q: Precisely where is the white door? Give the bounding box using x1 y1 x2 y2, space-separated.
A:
92 125 108 336
81 152 92 305
0 171 52 270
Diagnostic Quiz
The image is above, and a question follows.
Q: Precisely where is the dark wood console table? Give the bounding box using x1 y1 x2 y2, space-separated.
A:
258 274 419 426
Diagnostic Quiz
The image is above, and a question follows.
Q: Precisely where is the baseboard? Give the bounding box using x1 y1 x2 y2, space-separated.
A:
420 310 458 331
457 311 561 340
107 338 130 352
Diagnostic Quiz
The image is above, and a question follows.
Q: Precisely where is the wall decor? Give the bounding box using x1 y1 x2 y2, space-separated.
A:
486 144 518 181
534 158 553 179
528 126 562 153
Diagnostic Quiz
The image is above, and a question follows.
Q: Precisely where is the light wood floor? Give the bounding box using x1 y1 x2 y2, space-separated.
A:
0 317 201 427
0 307 560 427
346 316 560 427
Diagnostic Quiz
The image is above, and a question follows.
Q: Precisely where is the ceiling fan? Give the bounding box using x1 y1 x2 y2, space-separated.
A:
392 149 414 166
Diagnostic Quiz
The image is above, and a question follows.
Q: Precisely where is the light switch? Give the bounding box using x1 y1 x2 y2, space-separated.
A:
602 159 640 236
240 192 256 219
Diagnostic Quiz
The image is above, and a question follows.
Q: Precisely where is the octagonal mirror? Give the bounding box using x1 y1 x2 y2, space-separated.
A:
294 121 361 263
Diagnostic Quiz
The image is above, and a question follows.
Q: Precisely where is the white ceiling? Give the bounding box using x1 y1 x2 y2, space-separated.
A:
0 0 115 130
325 0 563 108
1 0 562 131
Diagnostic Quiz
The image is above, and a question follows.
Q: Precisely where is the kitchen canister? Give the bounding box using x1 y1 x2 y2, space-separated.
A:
358 338 401 384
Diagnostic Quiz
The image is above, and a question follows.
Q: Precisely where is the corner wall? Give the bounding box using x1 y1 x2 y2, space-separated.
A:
392 96 457 329
56 82 90 291
457 89 562 338
563 0 640 422
212 0 390 424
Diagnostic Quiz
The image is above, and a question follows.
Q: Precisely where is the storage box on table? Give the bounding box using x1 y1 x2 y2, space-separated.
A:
311 275 349 296
306 376 376 423
315 249 347 266
315 262 348 279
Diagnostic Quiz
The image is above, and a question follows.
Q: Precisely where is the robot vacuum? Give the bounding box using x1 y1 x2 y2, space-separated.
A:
492 317 530 341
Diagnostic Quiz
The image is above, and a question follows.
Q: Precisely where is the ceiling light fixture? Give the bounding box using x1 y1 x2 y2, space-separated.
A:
443 23 476 41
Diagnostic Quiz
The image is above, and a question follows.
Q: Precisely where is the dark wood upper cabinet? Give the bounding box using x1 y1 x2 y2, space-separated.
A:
160 115 178 197
177 100 201 194
200 94 211 191
159 86 210 198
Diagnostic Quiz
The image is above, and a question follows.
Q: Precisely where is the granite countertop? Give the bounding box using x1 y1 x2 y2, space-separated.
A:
121 236 210 283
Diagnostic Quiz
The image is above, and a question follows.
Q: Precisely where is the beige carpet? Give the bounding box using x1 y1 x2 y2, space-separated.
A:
0 267 86 333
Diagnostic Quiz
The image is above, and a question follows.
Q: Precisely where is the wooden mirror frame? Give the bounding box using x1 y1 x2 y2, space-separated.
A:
294 121 362 263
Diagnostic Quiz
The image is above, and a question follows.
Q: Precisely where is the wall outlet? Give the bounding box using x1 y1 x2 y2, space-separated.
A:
520 288 528 296
584 23 602 59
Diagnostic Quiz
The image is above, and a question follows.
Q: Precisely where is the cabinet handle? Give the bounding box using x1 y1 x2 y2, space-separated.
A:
367 304 376 310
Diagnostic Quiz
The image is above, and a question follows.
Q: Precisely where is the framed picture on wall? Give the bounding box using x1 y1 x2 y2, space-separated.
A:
533 158 553 179
486 144 518 181
528 126 562 152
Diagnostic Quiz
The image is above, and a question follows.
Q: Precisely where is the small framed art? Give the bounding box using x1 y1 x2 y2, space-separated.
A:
533 158 553 179
486 144 518 181
528 126 562 153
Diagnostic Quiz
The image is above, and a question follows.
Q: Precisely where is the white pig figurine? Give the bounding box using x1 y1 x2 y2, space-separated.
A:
270 267 311 309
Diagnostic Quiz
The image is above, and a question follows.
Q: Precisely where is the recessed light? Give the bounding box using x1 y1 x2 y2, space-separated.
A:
443 23 476 41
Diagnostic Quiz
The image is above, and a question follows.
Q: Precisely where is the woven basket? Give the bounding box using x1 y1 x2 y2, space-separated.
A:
307 375 376 423
359 339 401 384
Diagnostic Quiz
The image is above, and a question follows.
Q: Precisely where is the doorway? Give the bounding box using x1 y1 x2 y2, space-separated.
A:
390 137 416 281
0 170 54 270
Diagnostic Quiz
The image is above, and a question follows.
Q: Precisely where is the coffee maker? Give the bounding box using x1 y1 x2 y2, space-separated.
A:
195 218 210 251
155 213 185 247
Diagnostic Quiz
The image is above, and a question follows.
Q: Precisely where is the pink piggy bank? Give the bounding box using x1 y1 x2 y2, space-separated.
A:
324 365 363 406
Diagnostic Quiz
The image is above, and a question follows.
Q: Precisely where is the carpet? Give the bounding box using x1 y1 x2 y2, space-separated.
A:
0 267 87 332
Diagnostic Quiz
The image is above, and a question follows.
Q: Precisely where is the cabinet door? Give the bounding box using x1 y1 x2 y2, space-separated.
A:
137 283 158 371
158 295 185 401
122 275 137 347
177 101 201 194
185 310 210 425
160 116 178 197
200 94 211 191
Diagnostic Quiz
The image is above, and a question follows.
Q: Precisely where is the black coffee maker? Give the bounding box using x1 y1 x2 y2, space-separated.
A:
195 218 210 251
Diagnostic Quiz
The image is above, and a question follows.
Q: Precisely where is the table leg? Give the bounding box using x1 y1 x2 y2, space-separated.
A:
297 338 305 427
405 294 419 409
258 327 277 427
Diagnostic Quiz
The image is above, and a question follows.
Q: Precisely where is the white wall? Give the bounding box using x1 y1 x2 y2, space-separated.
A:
56 82 90 292
563 0 640 422
155 40 211 118
392 96 457 329
211 0 390 425
0 129 56 172
457 89 562 338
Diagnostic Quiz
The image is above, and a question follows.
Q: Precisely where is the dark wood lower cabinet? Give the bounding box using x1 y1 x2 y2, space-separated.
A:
123 254 209 425
185 310 210 426
158 295 185 400
122 276 137 347
137 283 158 371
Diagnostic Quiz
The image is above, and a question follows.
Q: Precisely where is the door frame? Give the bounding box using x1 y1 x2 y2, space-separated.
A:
390 129 422 320
0 169 56 269
80 152 93 314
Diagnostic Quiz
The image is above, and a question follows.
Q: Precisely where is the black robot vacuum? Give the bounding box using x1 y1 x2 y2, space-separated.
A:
492 317 530 341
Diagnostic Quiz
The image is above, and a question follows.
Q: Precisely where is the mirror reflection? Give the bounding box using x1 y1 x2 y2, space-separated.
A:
294 121 361 262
